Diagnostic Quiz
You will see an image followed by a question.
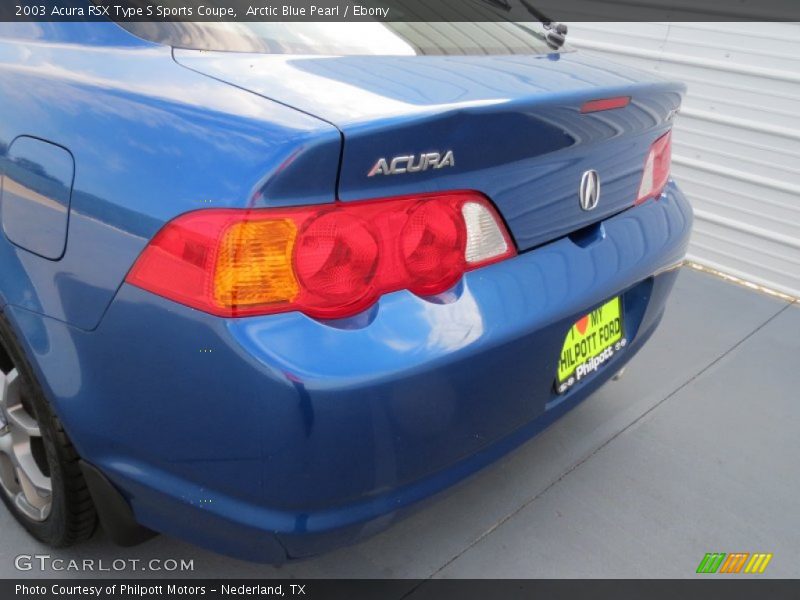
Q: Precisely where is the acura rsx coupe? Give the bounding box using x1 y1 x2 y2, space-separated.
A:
0 19 692 561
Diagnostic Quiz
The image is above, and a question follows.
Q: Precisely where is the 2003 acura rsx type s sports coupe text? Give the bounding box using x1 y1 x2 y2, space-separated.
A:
0 20 692 562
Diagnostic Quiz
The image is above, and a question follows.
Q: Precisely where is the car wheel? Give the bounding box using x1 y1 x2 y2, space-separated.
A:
0 315 97 546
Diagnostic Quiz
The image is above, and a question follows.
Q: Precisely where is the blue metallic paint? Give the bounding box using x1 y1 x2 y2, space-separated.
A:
176 50 685 251
0 23 342 328
0 22 693 561
8 185 690 561
1 136 75 260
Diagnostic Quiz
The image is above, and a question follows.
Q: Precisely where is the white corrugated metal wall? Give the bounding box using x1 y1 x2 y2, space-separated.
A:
569 22 800 298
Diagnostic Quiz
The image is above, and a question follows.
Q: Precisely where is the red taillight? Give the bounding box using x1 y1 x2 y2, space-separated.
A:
126 191 515 319
294 211 379 310
401 200 466 295
636 130 672 205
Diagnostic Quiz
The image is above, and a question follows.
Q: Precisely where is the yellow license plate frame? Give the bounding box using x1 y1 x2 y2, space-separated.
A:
556 297 626 394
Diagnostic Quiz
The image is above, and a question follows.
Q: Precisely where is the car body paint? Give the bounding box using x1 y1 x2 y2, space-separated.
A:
0 21 692 561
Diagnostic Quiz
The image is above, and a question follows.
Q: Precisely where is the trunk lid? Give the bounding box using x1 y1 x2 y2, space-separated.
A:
174 50 684 251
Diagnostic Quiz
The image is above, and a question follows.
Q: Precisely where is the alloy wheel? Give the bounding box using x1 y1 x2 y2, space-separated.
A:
0 365 52 522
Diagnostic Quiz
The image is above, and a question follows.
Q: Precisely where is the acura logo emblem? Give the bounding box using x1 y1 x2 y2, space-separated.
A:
579 170 601 211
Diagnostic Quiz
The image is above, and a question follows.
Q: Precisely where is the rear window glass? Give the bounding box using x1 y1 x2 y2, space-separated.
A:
120 21 563 56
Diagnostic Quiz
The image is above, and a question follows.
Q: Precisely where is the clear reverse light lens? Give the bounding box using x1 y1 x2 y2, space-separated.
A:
462 201 509 265
636 130 672 205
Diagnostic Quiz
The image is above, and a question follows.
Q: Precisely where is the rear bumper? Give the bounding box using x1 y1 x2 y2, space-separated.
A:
14 182 692 562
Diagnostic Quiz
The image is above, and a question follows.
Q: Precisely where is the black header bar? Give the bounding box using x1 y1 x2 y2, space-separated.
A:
2 0 800 22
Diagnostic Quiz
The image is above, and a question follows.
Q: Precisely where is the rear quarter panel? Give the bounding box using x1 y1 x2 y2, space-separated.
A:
0 22 342 330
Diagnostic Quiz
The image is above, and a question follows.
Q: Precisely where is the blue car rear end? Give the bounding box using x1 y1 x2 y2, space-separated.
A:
0 21 691 561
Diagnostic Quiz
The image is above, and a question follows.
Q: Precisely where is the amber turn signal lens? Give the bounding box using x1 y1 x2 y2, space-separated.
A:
213 219 299 308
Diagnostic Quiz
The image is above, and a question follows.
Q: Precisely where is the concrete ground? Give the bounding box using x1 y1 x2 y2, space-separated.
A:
1 266 798 579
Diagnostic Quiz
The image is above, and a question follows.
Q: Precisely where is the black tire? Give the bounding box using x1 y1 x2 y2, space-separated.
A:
0 313 97 546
